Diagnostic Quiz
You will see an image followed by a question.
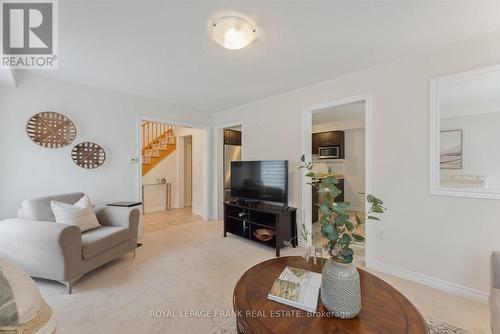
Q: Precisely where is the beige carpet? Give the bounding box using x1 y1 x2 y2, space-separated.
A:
36 219 303 334
141 208 201 233
35 219 490 334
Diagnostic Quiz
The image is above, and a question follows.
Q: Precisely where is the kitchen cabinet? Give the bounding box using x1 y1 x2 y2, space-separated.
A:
311 130 345 159
224 129 242 146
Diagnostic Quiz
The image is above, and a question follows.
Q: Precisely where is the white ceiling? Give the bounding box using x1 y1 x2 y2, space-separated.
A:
312 101 365 124
32 0 500 113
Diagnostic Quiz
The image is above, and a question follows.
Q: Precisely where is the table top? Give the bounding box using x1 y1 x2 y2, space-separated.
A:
107 201 142 207
233 256 429 334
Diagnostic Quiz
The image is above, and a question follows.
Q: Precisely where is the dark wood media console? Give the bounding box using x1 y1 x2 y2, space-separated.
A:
224 201 297 257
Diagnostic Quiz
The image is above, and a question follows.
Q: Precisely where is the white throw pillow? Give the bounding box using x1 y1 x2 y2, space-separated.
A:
51 195 101 232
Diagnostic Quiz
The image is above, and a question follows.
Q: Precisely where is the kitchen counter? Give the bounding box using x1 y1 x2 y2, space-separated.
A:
332 173 344 180
312 172 345 180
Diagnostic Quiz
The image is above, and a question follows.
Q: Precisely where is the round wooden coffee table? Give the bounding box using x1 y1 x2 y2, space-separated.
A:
233 256 429 334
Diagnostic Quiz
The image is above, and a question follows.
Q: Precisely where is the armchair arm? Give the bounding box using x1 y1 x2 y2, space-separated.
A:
492 252 500 289
0 218 83 282
94 206 140 247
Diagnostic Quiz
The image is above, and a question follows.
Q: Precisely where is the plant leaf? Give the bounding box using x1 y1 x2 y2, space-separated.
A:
334 213 349 225
340 233 351 245
343 255 353 264
352 233 365 241
345 221 354 231
355 214 363 225
332 205 346 215
367 215 380 221
321 224 337 241
343 247 353 257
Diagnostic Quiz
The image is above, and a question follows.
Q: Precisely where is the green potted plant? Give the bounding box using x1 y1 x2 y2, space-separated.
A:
299 155 386 319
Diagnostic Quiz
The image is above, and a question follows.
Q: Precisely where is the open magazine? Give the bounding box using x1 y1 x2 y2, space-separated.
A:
267 266 321 312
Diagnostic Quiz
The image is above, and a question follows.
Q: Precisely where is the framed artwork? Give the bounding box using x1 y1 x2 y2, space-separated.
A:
440 130 462 169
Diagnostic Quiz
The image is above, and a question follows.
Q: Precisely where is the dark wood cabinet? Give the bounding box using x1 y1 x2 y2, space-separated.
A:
224 129 242 146
311 130 345 159
224 202 297 257
311 133 320 154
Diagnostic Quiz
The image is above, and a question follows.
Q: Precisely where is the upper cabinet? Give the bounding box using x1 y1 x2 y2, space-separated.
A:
224 129 242 146
312 130 345 159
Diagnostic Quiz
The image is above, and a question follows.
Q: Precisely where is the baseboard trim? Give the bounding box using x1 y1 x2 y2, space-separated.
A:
368 260 488 303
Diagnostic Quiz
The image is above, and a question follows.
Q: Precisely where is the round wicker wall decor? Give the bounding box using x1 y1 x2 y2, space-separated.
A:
71 142 106 169
26 112 77 148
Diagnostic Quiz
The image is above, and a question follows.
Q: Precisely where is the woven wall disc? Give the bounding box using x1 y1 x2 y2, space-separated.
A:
26 112 77 148
71 142 106 169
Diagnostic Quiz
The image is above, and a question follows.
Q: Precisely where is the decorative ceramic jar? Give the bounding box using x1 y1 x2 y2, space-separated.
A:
320 259 361 319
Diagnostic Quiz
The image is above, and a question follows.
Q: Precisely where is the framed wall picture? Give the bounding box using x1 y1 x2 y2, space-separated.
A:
440 130 462 169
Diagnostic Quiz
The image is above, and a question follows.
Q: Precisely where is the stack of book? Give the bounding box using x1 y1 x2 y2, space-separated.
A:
267 266 321 312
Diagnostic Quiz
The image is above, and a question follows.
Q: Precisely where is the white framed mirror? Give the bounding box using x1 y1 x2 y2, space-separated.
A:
430 64 500 199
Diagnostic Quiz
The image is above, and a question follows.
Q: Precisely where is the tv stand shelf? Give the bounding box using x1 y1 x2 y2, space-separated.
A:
224 201 297 257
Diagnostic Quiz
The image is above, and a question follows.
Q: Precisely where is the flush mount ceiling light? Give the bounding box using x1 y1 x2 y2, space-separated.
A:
211 16 256 50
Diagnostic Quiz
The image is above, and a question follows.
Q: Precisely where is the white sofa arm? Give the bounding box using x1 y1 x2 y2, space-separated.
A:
0 218 83 282
94 205 140 248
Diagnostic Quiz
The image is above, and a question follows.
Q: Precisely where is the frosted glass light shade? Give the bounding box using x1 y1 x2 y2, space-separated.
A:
211 16 256 50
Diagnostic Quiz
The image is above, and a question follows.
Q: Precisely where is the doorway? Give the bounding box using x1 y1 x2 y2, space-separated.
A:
137 116 210 235
302 95 373 266
214 123 243 219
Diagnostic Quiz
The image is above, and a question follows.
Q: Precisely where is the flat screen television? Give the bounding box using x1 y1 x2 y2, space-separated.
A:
231 160 288 204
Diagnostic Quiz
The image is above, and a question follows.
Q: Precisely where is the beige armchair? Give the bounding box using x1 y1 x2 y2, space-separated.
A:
0 193 140 294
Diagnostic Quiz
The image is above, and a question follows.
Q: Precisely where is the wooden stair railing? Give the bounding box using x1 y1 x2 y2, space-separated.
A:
141 121 176 176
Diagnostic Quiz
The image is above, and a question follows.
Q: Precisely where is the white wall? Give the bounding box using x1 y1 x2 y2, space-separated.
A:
173 126 205 215
344 128 365 210
142 150 177 213
191 129 205 216
213 31 500 299
312 119 364 132
184 136 193 206
0 72 211 219
441 112 500 190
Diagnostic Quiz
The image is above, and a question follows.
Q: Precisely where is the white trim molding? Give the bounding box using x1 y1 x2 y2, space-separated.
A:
430 63 500 200
301 94 373 263
369 260 488 303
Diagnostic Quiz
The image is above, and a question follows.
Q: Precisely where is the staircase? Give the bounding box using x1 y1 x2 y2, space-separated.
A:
142 121 176 176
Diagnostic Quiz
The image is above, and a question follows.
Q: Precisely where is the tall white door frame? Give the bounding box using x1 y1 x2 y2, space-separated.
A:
136 115 210 220
301 95 373 266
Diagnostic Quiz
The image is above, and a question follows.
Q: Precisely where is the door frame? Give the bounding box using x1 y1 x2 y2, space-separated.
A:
301 94 373 266
213 121 244 220
137 115 210 220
